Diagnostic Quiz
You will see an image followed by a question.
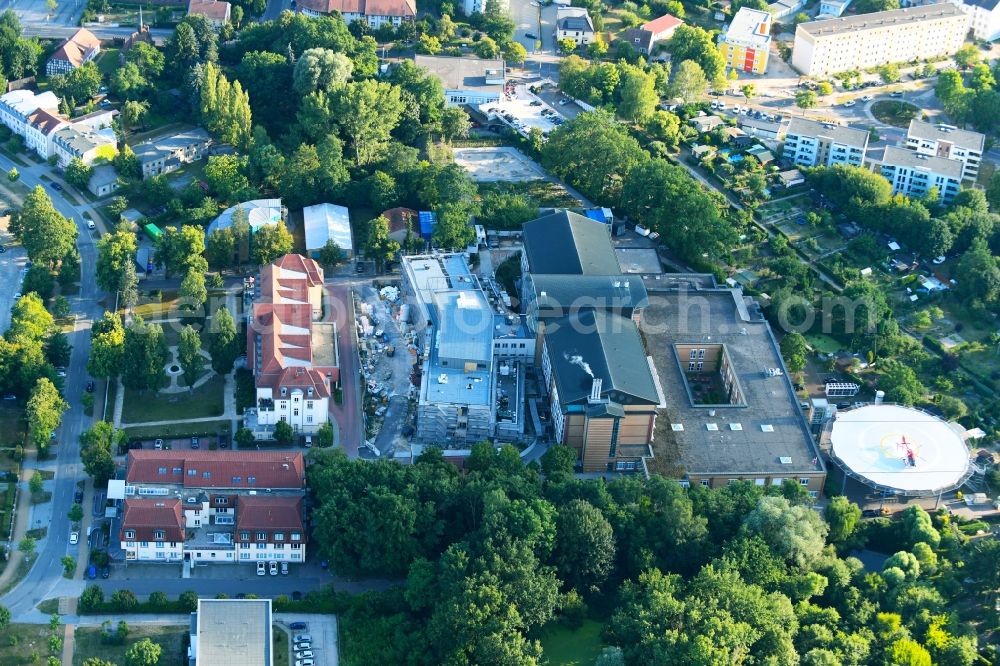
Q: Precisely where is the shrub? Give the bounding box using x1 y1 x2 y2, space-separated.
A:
79 585 104 611
111 589 138 611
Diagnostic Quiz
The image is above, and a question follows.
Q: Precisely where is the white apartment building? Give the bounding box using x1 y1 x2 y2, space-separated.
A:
904 119 984 182
871 146 963 203
246 254 337 439
24 109 68 161
948 0 1000 41
462 0 507 17
783 117 869 168
792 3 969 76
0 90 60 137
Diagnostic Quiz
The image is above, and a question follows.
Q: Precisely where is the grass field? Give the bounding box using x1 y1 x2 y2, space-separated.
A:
122 374 225 424
871 100 919 127
0 624 56 665
537 619 605 666
274 627 290 666
123 419 231 441
73 623 187 666
805 333 843 354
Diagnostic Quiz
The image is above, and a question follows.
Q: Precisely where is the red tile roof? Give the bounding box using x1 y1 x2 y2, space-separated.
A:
381 207 417 236
28 109 66 136
298 0 415 18
120 498 184 543
188 0 231 20
50 29 101 69
236 495 305 538
641 13 683 35
126 450 306 489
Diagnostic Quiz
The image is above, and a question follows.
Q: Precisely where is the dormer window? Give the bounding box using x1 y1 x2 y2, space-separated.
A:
307 387 313 396
125 530 135 540
280 387 287 396
153 530 165 540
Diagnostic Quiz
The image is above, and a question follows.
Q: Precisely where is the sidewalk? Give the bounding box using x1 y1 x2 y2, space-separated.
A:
0 459 40 592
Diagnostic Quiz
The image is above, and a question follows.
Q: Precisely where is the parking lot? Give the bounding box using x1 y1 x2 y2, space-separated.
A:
124 434 226 452
453 146 548 182
276 614 339 666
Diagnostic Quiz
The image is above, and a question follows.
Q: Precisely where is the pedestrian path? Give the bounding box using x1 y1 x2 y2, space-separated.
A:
0 461 38 592
60 622 74 665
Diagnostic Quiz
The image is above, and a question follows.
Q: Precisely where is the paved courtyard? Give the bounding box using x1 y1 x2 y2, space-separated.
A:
453 147 548 182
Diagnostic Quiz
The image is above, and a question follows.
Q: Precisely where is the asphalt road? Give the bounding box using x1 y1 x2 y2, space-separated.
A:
4 0 86 28
0 154 102 619
0 210 28 334
261 0 292 21
327 283 362 457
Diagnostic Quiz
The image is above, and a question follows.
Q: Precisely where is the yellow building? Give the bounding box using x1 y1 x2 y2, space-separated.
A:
719 8 772 74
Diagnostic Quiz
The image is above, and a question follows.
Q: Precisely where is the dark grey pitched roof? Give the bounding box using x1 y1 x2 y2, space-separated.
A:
558 15 594 31
522 211 620 275
620 28 653 52
529 274 647 319
544 309 660 407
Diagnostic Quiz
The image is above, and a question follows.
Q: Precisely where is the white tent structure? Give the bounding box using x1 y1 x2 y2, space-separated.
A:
206 199 283 237
829 404 972 496
303 203 353 258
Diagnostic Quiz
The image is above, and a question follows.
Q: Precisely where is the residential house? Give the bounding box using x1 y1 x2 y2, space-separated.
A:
120 450 308 565
87 164 120 197
738 115 783 141
304 203 353 259
904 119 984 182
413 55 506 107
719 8 772 73
620 13 683 54
556 7 596 45
778 168 806 187
462 0 508 17
769 0 806 18
690 114 725 133
187 0 231 28
297 0 417 28
782 117 868 168
24 109 68 161
792 3 969 76
723 126 753 148
819 0 853 16
246 254 338 438
868 145 963 203
132 127 212 179
0 90 59 138
46 29 101 76
52 125 117 167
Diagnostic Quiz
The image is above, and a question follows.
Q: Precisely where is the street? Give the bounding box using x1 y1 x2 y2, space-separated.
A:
0 153 102 619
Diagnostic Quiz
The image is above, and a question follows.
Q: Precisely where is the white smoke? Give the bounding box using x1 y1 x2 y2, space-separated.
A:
565 353 593 377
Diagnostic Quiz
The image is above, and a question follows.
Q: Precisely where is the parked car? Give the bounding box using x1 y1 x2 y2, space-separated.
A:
860 95 873 102
281 561 289 575
269 560 278 576
890 90 903 97
257 561 266 576
86 381 95 393
101 565 110 579
87 565 96 579
295 651 314 660
295 660 314 666
154 439 163 450
294 642 312 651
842 100 856 107
525 32 537 39
190 436 199 449
0 245 5 253
74 490 83 503
69 532 79 545
87 220 96 230
50 182 63 191
294 634 312 643
289 622 308 631
932 255 946 264
219 435 229 449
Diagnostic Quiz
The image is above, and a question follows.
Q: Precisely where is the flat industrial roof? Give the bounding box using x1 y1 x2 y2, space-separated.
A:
414 54 505 92
830 404 970 493
798 1 963 37
643 281 824 477
195 598 272 666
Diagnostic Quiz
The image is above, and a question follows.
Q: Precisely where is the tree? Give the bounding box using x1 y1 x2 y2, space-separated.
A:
18 536 35 557
179 268 208 311
796 90 818 112
80 421 117 486
274 419 294 445
825 496 861 542
557 38 578 55
669 60 708 101
953 239 1000 303
878 63 900 84
587 37 607 60
953 44 980 70
416 33 441 55
204 154 252 203
65 158 93 191
96 224 139 293
113 144 141 181
6 167 18 182
22 264 54 301
45 330 72 368
124 41 164 79
29 470 43 493
816 81 832 96
123 637 161 666
178 325 203 389
154 225 206 278
475 36 500 59
667 25 725 81
79 585 104 611
293 48 352 96
743 496 828 568
110 61 148 100
482 0 516 40
206 227 236 269
235 427 255 448
0 604 9 631
553 500 615 593
877 359 925 405
121 317 167 392
18 186 77 265
315 422 334 447
618 64 658 123
251 222 293 265
68 502 83 522
26 378 68 453
363 215 400 272
889 639 932 666
88 312 125 380
317 239 345 268
779 332 808 373
440 107 471 142
620 159 731 264
209 306 240 375
52 62 101 102
333 80 404 165
199 62 253 148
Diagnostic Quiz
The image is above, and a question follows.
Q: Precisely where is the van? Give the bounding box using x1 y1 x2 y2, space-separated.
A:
257 561 266 576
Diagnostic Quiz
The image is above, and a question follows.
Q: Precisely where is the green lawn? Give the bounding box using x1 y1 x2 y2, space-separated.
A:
122 374 225 424
805 333 842 355
0 624 56 665
73 624 187 666
123 419 232 441
96 48 121 77
537 619 605 666
871 100 919 128
274 627 290 666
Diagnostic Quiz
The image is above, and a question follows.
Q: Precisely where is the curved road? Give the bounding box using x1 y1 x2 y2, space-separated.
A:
0 153 103 619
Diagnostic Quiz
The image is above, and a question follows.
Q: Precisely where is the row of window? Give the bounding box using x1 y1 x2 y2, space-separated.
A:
125 529 301 541
126 541 303 550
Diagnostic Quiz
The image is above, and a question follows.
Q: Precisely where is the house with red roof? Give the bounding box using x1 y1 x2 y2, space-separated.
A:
247 255 339 439
120 451 308 565
298 0 416 29
188 0 231 28
620 13 683 55
46 28 101 77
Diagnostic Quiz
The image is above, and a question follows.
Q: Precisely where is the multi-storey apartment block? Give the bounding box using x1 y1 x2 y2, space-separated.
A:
718 8 772 74
904 119 984 183
792 3 969 76
869 145 963 203
782 117 869 168
119 451 307 566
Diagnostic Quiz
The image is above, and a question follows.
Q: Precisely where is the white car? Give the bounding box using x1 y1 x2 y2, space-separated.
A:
257 561 266 576
295 651 314 659
269 560 278 576
709 101 718 109
733 104 742 114
294 634 312 643
69 532 79 545
87 221 96 230
843 100 856 107
932 255 946 264
294 642 312 651
295 660 314 666
717 102 726 111
861 95 873 102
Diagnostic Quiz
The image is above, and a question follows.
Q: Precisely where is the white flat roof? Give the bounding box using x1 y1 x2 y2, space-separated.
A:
303 202 352 252
830 404 970 493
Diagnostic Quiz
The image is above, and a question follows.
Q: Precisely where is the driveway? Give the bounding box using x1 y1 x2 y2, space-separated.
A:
326 284 363 457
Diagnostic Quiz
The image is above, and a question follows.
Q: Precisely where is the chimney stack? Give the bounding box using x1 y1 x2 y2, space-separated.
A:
589 377 603 403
